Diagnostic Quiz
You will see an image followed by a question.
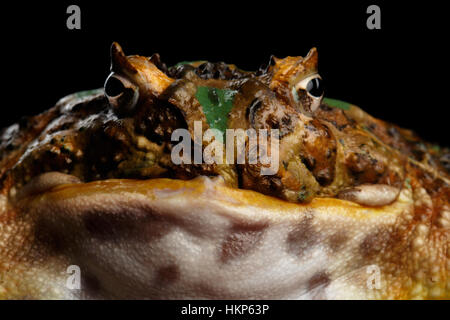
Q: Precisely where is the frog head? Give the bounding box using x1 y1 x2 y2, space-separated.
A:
99 43 339 203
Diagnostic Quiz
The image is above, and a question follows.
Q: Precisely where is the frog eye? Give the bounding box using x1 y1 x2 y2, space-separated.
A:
292 74 324 112
296 75 323 98
305 77 323 98
105 75 125 97
104 73 139 114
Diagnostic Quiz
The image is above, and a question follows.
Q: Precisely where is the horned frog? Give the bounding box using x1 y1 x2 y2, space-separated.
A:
0 43 448 299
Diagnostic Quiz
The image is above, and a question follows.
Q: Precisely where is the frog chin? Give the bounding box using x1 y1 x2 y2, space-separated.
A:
15 173 404 299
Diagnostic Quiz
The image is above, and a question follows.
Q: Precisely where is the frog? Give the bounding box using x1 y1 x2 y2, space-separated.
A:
0 42 448 299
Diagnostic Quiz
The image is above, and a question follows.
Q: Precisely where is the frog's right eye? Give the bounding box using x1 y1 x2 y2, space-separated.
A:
104 73 139 114
292 74 324 113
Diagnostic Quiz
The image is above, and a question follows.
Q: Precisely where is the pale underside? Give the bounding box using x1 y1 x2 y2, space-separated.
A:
1 175 446 299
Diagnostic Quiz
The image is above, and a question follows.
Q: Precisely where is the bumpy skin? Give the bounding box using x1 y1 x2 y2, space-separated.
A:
0 44 448 299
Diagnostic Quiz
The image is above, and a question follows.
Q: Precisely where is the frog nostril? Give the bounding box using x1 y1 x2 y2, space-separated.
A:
105 76 125 97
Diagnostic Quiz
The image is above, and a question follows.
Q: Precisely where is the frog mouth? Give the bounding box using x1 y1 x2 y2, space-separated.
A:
14 173 406 299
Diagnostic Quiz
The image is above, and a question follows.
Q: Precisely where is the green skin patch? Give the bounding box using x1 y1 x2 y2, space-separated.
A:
195 91 354 142
74 89 103 99
431 145 441 153
323 97 352 110
195 86 237 142
405 178 412 189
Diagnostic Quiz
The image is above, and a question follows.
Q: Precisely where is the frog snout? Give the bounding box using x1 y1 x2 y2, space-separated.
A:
104 73 139 114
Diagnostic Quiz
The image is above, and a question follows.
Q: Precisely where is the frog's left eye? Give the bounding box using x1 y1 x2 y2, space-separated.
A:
105 75 125 97
292 74 324 112
104 73 139 114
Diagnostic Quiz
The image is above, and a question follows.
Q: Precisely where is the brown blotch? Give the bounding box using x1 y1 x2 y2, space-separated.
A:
81 271 102 296
155 264 180 285
141 212 176 242
359 229 390 259
33 218 68 255
82 208 173 242
83 210 139 240
287 213 319 257
328 232 349 252
308 271 331 291
220 223 268 263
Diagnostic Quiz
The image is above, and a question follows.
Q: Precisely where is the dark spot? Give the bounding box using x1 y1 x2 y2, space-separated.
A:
359 229 389 258
155 264 180 285
305 121 318 133
440 152 450 173
326 147 335 159
281 115 292 126
83 210 137 240
82 208 173 241
5 143 15 151
387 126 400 138
34 219 67 255
328 232 349 252
220 223 267 263
208 88 220 105
315 170 332 186
301 155 316 171
81 271 102 296
287 213 318 257
308 271 331 291
267 114 280 129
141 213 175 242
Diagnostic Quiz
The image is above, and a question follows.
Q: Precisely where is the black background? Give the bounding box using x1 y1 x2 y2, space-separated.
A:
1 1 447 144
